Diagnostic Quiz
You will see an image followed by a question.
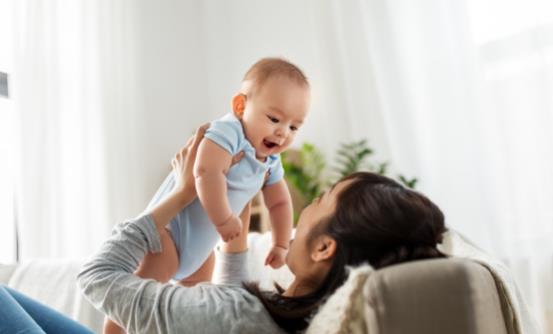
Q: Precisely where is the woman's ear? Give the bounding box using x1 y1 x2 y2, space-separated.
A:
232 93 247 119
311 235 337 262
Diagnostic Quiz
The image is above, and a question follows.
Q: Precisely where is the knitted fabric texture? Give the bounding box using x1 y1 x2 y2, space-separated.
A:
306 265 374 334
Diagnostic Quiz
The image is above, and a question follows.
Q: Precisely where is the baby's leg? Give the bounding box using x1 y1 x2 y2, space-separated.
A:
103 227 179 334
177 201 252 286
177 251 215 287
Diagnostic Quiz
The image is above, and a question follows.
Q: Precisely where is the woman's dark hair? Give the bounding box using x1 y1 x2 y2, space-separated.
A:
244 172 448 333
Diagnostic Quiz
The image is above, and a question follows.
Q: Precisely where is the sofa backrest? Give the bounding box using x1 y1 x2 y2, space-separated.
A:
365 258 509 334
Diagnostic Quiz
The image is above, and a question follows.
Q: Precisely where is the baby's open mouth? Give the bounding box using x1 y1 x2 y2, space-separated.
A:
263 139 278 149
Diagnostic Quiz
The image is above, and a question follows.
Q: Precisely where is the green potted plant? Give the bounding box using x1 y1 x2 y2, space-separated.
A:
282 139 417 223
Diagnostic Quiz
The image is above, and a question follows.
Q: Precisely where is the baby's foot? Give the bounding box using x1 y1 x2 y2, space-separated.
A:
215 215 242 242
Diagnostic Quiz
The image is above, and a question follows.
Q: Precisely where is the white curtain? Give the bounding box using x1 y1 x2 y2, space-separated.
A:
12 0 141 259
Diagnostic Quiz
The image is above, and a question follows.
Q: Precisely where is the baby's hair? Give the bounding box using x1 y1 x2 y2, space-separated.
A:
243 57 309 96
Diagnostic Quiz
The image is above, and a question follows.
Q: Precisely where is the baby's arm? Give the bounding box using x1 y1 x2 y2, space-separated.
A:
194 138 242 241
262 179 293 268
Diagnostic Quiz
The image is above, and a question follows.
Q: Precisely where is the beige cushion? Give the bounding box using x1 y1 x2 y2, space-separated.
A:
365 258 508 334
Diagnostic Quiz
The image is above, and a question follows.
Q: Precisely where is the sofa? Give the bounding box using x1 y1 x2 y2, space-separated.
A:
0 231 511 334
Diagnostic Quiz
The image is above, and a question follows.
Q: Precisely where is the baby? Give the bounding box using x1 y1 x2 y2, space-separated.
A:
105 56 310 334
166 57 310 280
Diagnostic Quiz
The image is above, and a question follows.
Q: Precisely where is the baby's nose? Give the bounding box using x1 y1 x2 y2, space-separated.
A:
275 126 288 137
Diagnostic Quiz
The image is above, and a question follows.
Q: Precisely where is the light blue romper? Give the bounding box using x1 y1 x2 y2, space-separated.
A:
146 113 284 280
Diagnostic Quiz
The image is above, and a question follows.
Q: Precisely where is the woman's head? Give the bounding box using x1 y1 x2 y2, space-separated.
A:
288 172 447 283
246 172 447 333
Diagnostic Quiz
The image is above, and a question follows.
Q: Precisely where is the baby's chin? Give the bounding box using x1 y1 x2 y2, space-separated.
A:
263 148 287 158
254 144 288 157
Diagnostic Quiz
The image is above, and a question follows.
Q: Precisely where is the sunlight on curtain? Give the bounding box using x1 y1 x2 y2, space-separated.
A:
12 0 140 259
467 1 553 332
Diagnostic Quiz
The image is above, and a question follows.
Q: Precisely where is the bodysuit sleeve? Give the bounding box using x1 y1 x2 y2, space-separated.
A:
204 115 243 155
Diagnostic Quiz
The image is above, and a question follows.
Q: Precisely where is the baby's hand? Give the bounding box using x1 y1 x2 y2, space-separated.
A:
216 215 242 242
264 245 288 269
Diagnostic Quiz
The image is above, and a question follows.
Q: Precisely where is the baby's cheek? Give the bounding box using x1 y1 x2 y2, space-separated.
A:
284 137 295 148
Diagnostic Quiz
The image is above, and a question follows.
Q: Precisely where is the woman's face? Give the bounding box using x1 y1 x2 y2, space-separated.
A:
286 180 353 280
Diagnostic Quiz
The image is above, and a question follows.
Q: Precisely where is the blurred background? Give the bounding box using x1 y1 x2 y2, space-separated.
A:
1 0 552 332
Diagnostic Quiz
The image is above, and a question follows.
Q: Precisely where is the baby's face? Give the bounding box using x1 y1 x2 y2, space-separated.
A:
238 76 310 160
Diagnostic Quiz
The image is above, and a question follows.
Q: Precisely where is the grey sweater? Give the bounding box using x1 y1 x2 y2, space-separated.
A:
77 214 285 334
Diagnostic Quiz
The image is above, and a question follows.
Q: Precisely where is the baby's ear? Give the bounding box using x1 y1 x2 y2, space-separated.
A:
232 93 247 118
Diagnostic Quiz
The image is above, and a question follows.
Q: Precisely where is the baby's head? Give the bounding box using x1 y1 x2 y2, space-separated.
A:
232 58 310 160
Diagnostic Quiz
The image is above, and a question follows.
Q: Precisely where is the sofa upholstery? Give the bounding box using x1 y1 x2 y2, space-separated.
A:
365 258 508 334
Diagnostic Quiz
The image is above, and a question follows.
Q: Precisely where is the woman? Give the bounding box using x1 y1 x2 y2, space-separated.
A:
1 126 446 334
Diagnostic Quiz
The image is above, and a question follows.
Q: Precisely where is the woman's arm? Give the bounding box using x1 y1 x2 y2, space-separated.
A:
78 125 211 333
149 127 206 232
78 215 170 332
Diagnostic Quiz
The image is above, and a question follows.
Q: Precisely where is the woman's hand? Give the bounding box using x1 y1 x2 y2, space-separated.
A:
171 123 209 204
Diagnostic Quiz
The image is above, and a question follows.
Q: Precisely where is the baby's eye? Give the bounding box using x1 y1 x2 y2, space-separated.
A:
267 115 279 123
290 125 298 131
